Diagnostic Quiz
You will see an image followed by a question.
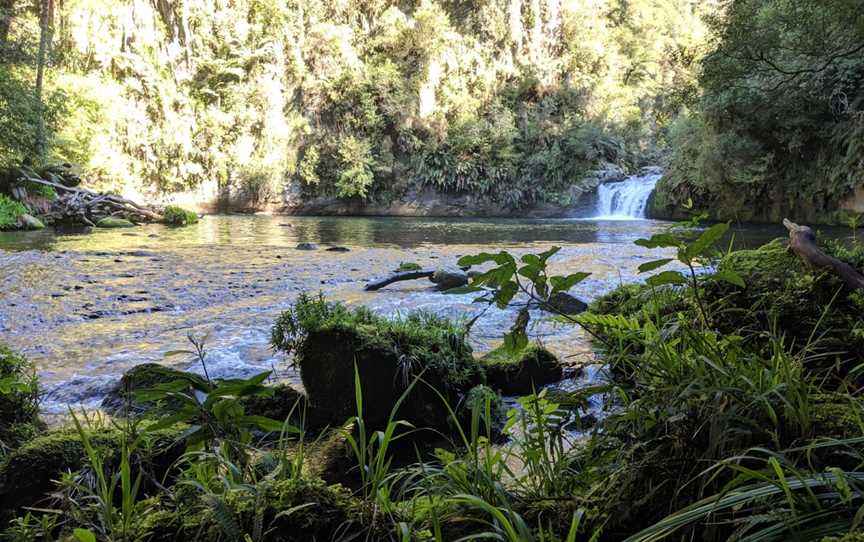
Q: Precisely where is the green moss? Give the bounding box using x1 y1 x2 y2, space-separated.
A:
0 425 186 518
272 293 482 430
0 344 42 447
96 216 135 228
196 479 366 542
161 205 199 226
822 534 864 542
0 194 27 230
480 343 563 395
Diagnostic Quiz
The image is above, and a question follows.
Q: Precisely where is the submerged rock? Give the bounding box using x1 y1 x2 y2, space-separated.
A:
325 246 350 252
96 217 135 228
430 266 469 290
480 343 564 395
543 291 588 315
296 242 318 250
17 213 45 230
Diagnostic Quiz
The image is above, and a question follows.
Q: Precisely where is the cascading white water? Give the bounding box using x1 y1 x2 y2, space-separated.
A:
593 173 661 219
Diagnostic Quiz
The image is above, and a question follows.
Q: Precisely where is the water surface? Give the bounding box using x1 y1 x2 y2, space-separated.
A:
0 215 806 413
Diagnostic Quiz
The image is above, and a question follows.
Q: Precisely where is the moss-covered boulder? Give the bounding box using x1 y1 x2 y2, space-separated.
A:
194 479 372 542
0 344 43 448
161 205 198 226
821 533 864 542
101 363 207 416
96 216 135 228
480 344 563 395
272 294 483 431
0 426 185 518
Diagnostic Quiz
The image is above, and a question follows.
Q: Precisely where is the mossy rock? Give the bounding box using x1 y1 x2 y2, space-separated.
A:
0 426 185 518
161 205 198 226
272 294 483 431
101 363 207 416
0 344 43 447
96 216 135 228
821 533 864 542
480 344 563 395
194 478 370 542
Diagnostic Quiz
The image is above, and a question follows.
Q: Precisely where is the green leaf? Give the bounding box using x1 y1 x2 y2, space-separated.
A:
73 528 97 542
238 415 292 433
638 258 673 273
458 252 513 267
502 331 528 354
494 281 518 309
687 222 729 259
714 269 745 288
646 270 687 287
550 272 591 293
635 233 681 249
443 285 484 295
537 246 561 263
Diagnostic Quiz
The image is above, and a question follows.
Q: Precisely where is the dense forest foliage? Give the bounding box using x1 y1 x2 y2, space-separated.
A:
654 0 864 223
0 0 711 209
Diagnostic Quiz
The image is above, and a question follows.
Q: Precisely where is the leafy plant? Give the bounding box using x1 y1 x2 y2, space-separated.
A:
0 193 27 230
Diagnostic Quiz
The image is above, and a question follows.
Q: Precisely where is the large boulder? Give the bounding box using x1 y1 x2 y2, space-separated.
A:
0 426 185 519
480 343 564 395
271 294 484 430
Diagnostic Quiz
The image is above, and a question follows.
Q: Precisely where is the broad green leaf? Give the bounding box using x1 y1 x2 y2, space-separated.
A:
458 251 513 267
550 272 591 293
638 258 673 273
537 246 561 263
635 233 681 249
73 529 97 542
494 281 519 309
238 415 292 433
686 222 729 259
502 331 528 354
646 270 686 287
443 285 484 295
714 269 745 288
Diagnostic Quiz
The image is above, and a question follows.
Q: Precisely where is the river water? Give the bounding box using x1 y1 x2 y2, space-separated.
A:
0 215 794 414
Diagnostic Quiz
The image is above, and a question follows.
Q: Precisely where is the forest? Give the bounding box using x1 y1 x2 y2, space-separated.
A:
2 0 864 541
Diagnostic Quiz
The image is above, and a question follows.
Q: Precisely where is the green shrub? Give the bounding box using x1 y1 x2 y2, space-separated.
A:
161 205 198 226
0 344 41 448
0 194 27 230
271 293 482 430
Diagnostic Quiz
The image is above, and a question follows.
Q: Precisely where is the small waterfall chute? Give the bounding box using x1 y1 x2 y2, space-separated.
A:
593 173 661 219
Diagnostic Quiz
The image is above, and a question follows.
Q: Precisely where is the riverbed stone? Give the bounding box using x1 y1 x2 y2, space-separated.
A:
16 213 45 230
430 266 469 290
296 242 318 250
543 291 588 315
96 217 135 228
325 246 350 252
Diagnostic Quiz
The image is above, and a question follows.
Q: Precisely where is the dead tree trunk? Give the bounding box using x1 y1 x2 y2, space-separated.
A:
783 218 864 290
364 270 434 291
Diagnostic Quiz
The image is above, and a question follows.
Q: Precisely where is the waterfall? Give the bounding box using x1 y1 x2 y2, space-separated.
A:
593 173 661 219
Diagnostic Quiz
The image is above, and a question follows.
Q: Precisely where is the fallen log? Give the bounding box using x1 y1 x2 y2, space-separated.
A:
364 269 435 291
783 218 864 290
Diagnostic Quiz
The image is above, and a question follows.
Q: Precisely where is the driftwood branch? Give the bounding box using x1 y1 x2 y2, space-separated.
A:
364 270 435 291
21 176 164 223
783 218 864 290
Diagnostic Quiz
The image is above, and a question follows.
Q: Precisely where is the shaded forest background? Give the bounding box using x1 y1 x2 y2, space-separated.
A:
1 0 862 219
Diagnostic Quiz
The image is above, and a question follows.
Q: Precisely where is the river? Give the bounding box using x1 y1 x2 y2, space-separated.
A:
0 213 801 415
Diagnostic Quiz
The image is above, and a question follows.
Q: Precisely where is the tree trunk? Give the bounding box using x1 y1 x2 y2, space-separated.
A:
783 218 864 290
34 0 53 161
